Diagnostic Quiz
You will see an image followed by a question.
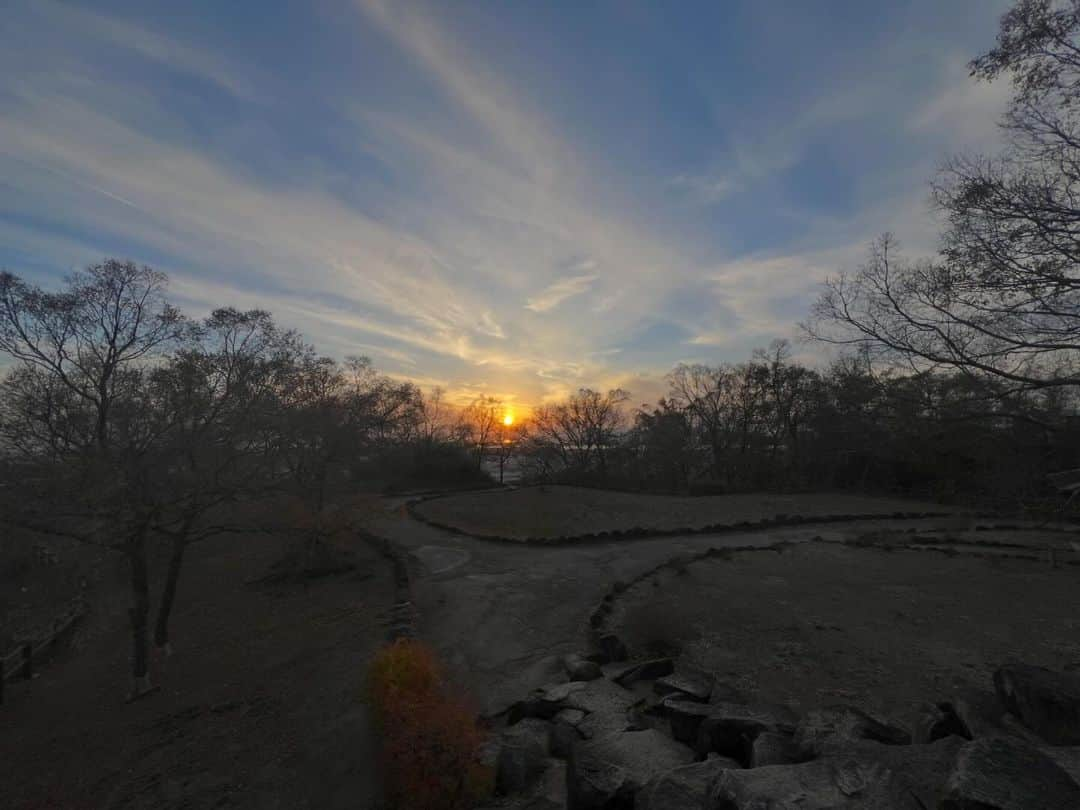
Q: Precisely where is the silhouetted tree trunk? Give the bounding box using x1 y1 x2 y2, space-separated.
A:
128 527 152 697
154 534 188 654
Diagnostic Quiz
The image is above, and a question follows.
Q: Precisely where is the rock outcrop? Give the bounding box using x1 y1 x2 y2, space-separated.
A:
567 728 694 810
994 663 1080 745
493 653 1080 810
942 735 1080 809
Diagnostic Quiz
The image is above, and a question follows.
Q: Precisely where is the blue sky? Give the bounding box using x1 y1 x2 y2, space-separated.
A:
0 0 1013 407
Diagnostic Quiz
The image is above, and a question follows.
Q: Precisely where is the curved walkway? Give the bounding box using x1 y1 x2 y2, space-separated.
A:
365 495 981 716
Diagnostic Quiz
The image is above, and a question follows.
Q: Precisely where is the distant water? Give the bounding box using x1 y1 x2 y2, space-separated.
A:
481 456 524 484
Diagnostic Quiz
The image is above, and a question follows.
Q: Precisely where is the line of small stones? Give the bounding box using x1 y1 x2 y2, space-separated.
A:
407 495 955 546
355 527 420 642
582 520 1080 657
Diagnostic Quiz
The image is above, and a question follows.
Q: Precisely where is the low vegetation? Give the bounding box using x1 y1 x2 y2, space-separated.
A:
367 639 493 810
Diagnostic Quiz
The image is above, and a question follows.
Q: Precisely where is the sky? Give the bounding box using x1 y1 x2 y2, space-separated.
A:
0 0 1015 409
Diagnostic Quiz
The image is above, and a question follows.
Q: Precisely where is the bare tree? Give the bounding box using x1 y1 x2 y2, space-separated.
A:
417 386 452 447
0 261 188 696
667 363 737 479
459 395 503 470
492 418 527 484
530 388 629 479
808 1 1080 393
146 308 291 655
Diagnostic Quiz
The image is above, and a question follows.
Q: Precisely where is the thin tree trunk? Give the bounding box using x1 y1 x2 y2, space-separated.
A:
128 529 152 698
154 534 188 655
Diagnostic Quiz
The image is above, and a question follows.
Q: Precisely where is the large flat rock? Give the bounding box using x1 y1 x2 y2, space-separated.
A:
636 756 741 810
994 663 1080 744
707 736 962 809
942 736 1080 810
567 729 694 810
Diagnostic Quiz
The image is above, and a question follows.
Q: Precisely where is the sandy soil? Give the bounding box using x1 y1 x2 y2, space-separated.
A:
613 540 1080 721
0 530 394 810
415 486 952 540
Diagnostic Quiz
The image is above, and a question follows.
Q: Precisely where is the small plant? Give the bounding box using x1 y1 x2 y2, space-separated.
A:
368 639 493 810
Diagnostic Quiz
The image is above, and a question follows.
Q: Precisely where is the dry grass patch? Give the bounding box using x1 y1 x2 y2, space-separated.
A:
416 486 948 540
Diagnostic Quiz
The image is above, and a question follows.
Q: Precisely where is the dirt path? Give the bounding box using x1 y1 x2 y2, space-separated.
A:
1 532 395 810
367 495 989 717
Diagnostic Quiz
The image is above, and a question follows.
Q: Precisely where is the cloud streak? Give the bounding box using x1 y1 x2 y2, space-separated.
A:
524 273 599 312
0 0 1017 406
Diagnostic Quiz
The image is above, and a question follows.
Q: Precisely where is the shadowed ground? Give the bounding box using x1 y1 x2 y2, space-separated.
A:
1 532 394 810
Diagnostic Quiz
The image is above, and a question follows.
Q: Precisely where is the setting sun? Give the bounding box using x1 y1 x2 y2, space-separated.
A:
503 412 514 426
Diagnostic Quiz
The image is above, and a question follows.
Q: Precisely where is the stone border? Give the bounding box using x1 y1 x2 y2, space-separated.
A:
408 493 955 546
356 527 421 642
586 527 1080 656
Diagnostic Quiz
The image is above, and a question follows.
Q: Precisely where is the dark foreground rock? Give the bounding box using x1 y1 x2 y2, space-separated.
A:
750 730 808 767
697 702 799 761
794 706 911 754
564 679 642 740
662 699 796 757
497 719 553 794
595 633 628 663
654 670 714 702
910 701 968 744
567 728 694 809
994 663 1080 744
551 709 586 759
942 735 1080 809
707 736 962 809
611 658 674 687
635 756 741 810
564 654 603 682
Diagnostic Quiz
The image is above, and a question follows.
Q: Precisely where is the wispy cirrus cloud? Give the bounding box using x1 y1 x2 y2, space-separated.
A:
0 0 1019 405
524 272 598 313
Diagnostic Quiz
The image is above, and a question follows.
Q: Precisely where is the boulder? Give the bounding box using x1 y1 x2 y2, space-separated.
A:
564 678 639 717
794 706 911 755
567 729 694 810
910 701 968 744
994 663 1080 744
820 737 964 807
551 709 586 759
1041 745 1080 786
654 670 714 703
576 710 633 741
708 736 963 809
941 736 1080 809
697 702 798 761
506 799 562 810
564 679 641 741
564 654 603 682
636 756 741 810
950 688 1004 739
513 682 588 721
661 699 715 745
611 657 674 687
708 681 744 705
750 731 807 767
707 758 895 809
497 718 553 794
595 633 628 663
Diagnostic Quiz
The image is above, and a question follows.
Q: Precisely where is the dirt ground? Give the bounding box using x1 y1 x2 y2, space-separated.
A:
614 540 1080 722
416 486 951 539
0 530 395 810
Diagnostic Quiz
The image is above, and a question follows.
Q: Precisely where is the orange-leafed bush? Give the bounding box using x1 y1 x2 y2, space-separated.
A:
368 639 493 810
